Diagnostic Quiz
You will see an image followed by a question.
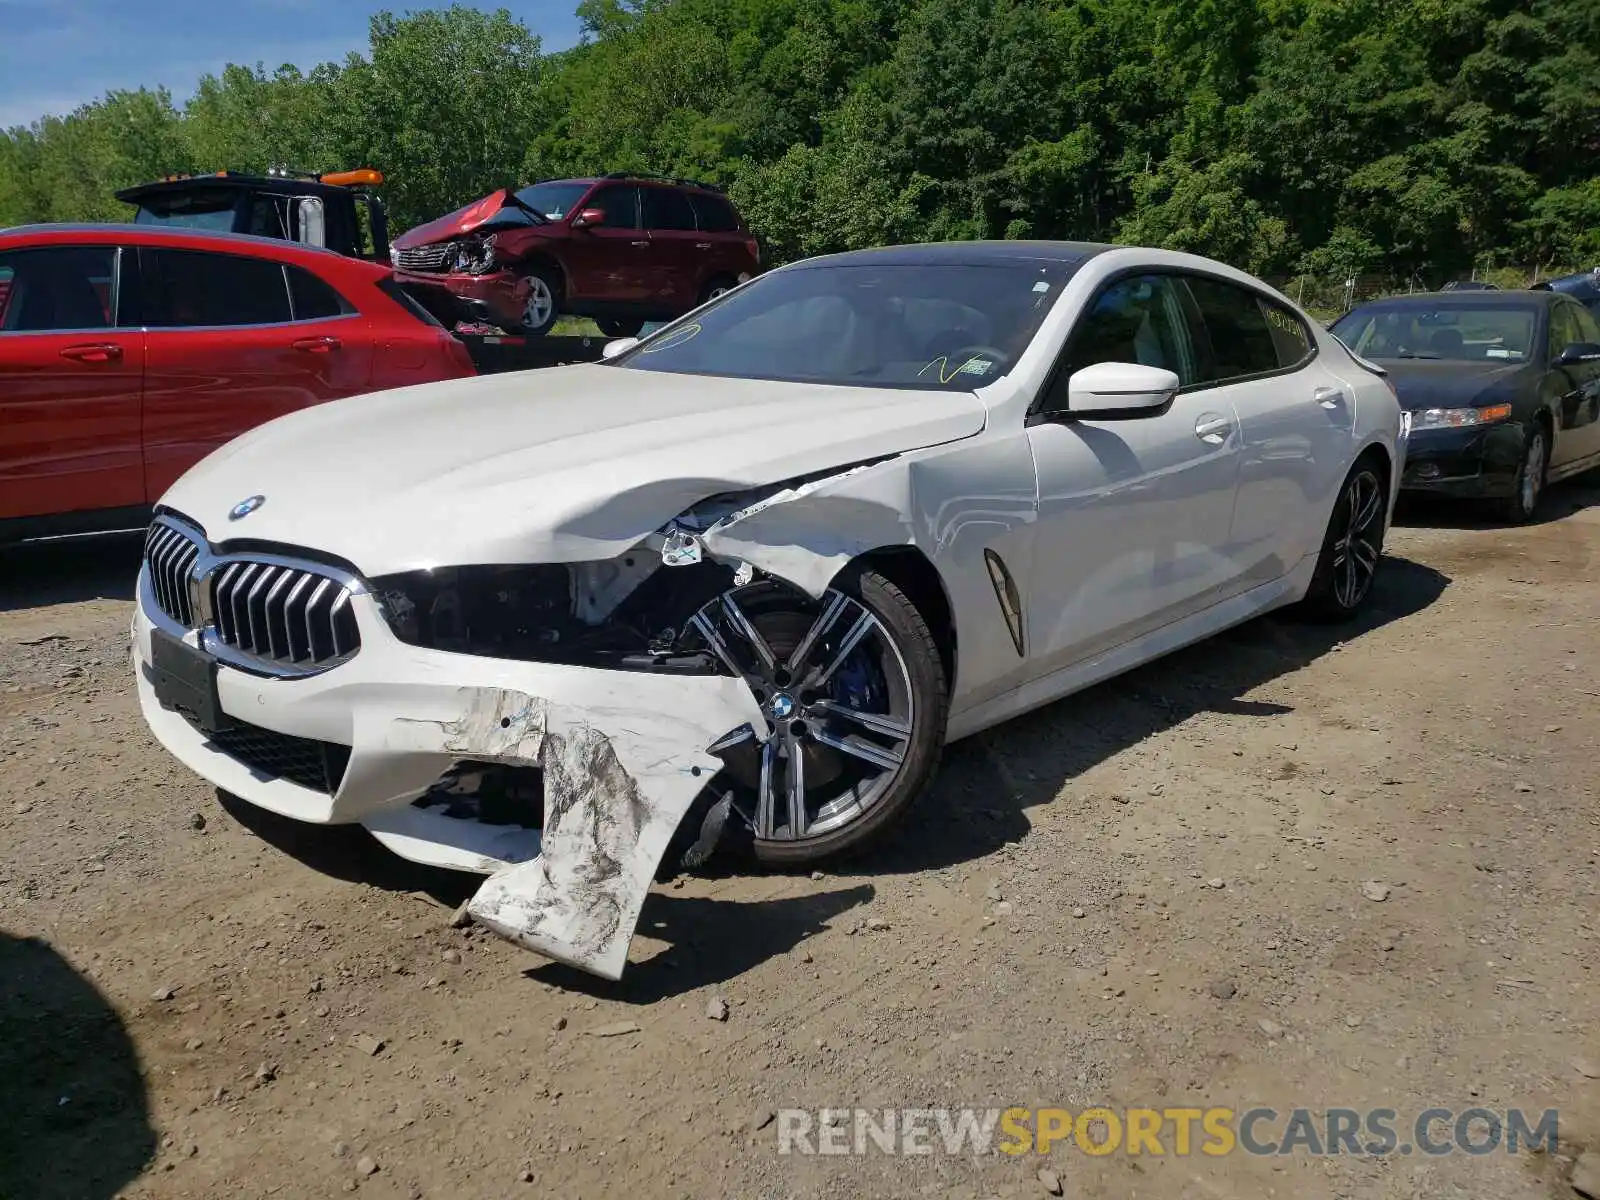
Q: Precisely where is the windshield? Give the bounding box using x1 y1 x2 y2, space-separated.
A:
513 181 592 221
614 261 1073 389
1332 304 1537 362
131 188 239 231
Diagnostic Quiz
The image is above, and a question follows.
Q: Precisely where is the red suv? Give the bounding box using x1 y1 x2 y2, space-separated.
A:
388 174 760 337
0 224 475 541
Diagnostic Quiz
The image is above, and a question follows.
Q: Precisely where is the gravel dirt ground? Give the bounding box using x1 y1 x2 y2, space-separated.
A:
2 486 1598 1200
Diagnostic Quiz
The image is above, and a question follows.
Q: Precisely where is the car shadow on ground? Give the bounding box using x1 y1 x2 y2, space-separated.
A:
859 552 1452 879
0 532 143 613
525 884 878 1003
211 555 1448 999
215 791 479 908
0 933 156 1200
219 788 880 1002
1392 471 1600 530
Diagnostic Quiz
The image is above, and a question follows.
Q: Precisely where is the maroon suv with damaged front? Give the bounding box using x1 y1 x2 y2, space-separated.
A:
388 173 760 336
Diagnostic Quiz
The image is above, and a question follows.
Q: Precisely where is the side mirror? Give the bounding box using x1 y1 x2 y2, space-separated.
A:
601 336 639 360
1066 362 1181 417
571 208 605 229
1555 341 1600 367
295 196 326 247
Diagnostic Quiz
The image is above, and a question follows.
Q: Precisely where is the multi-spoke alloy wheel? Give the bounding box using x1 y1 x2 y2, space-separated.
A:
519 271 558 336
1497 424 1546 523
687 574 947 865
1331 468 1384 610
1303 460 1388 621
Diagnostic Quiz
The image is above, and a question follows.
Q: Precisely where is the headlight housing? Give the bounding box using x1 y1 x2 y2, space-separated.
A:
371 557 737 673
451 233 498 275
1409 403 1512 430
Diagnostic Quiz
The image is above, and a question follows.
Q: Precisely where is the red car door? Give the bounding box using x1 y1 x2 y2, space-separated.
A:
688 191 756 295
138 245 374 500
639 185 707 312
0 243 145 522
560 184 653 304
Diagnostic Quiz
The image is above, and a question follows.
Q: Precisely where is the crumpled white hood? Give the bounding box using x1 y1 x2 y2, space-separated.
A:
159 364 986 575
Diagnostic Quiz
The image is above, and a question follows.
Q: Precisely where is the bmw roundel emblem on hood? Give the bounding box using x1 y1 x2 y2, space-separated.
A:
228 495 266 521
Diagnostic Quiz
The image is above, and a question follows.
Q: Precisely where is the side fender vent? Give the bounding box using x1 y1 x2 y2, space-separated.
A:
983 549 1024 657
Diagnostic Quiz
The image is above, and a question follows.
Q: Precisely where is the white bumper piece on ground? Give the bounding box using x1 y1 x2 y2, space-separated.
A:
133 568 765 980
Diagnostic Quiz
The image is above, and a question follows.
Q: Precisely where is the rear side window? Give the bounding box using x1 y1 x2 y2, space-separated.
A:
1185 276 1280 381
689 192 739 233
642 187 697 232
0 245 118 332
143 248 291 327
1260 297 1313 368
287 266 352 321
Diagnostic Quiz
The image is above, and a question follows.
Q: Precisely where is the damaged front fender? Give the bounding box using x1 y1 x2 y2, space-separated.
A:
389 676 762 980
663 458 918 599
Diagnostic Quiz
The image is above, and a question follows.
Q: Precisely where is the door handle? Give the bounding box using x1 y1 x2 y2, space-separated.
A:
1314 386 1347 409
695 242 713 251
631 240 651 248
59 342 122 363
291 335 341 353
1195 413 1232 445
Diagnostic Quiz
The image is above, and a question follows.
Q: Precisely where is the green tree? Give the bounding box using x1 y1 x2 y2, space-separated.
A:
0 0 1592 276
326 6 546 228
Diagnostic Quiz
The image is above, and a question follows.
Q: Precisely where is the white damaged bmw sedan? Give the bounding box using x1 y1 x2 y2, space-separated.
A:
134 242 1406 978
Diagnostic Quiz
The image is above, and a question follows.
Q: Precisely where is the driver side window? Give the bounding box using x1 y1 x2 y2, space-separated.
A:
1574 303 1600 346
1046 274 1198 410
582 185 640 229
1551 303 1583 361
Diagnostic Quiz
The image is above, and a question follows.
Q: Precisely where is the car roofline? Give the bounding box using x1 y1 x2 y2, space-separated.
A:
0 224 389 274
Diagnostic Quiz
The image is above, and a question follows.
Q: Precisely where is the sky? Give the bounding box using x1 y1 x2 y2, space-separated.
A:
0 1 586 129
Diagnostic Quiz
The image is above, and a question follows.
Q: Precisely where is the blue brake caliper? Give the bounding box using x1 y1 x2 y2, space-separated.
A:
832 649 886 714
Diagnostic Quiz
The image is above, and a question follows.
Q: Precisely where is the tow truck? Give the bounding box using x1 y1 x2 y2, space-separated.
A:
113 167 608 371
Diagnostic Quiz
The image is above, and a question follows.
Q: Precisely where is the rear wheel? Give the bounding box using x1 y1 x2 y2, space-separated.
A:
688 571 948 866
1300 458 1388 621
517 268 560 336
596 317 644 338
699 276 737 306
1493 421 1548 524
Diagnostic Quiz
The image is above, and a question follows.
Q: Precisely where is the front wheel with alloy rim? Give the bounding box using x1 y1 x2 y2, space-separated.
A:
517 268 560 336
1300 459 1388 621
688 571 948 867
1494 422 1548 524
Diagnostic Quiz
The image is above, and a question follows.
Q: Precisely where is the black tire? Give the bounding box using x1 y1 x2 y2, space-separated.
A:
690 568 948 868
1492 420 1549 524
1300 456 1389 621
596 317 645 338
516 267 561 336
698 276 737 306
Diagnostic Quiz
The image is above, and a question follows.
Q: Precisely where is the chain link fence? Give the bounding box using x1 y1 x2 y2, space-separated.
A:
1262 265 1582 323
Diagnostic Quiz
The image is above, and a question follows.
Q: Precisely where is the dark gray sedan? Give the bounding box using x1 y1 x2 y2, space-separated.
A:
1332 291 1600 521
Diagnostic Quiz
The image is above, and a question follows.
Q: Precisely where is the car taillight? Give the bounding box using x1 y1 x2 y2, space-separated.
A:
744 236 760 263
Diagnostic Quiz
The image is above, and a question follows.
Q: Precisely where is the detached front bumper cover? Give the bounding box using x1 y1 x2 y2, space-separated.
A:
394 682 759 981
133 564 765 982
